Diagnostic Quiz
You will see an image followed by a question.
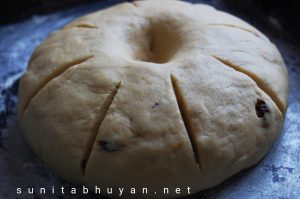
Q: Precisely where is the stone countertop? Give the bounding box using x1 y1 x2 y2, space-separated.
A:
0 0 299 198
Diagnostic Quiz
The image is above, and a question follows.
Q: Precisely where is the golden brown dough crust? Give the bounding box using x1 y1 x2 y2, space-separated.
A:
18 0 288 198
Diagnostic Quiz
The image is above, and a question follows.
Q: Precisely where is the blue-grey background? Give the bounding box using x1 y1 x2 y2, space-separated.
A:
0 0 299 198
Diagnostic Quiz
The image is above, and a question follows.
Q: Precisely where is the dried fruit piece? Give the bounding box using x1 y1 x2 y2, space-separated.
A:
98 140 123 152
256 99 270 118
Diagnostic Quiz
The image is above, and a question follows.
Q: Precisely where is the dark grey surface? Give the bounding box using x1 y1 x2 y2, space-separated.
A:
0 0 299 198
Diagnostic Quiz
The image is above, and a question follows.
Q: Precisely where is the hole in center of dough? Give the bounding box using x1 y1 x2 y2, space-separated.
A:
129 19 183 64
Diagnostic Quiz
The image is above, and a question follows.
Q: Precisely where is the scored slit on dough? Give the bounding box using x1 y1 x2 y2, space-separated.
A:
212 55 284 115
170 74 202 171
73 24 98 29
63 23 99 29
205 23 264 39
20 55 94 117
80 81 121 175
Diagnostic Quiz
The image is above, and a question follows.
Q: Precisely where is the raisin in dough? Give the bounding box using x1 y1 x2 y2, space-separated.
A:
18 0 288 197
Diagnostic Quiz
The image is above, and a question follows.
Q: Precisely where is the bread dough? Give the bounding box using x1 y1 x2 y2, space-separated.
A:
18 0 288 197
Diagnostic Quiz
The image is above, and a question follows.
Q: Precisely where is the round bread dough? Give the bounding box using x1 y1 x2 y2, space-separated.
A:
18 0 288 197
